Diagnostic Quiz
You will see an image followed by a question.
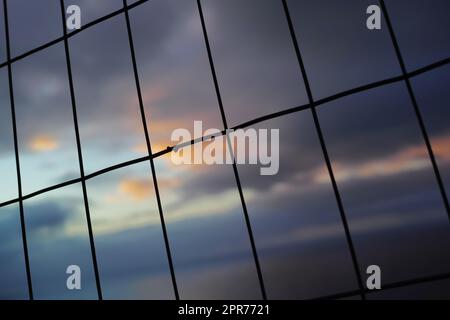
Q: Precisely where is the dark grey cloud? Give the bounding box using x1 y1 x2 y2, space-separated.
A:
318 82 425 165
202 0 309 126
0 205 29 299
0 205 21 247
385 0 450 71
8 0 62 57
0 199 79 254
287 0 400 99
69 0 123 27
169 79 450 199
3 0 191 149
13 43 75 145
24 201 73 234
412 64 450 137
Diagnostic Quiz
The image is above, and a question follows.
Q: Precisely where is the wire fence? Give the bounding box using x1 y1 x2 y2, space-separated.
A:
1 0 449 300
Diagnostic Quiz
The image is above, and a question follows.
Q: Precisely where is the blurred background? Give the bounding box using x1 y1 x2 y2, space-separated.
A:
0 0 450 300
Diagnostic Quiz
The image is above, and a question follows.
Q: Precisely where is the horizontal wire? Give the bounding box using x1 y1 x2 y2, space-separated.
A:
0 0 449 300
22 177 82 201
0 0 447 74
0 0 151 69
312 271 450 300
0 55 449 210
379 0 450 222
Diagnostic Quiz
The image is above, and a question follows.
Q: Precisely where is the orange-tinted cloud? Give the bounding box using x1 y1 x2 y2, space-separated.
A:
428 135 450 162
28 135 60 152
313 140 444 184
132 141 172 154
118 177 182 201
119 179 154 201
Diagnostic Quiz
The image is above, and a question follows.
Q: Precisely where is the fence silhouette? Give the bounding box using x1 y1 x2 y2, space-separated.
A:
1 0 449 300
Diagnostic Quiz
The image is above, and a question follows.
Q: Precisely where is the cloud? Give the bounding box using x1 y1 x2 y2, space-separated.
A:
260 210 443 250
0 206 21 248
314 148 429 184
164 188 255 223
119 178 154 201
430 134 450 162
313 134 450 185
27 134 60 152
119 177 182 201
25 201 73 234
96 180 250 235
141 84 170 108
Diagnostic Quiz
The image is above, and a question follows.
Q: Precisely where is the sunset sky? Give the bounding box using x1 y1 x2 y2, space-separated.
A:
0 0 450 300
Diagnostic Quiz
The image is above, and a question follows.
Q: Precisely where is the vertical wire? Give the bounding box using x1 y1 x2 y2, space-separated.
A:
123 0 179 300
196 0 267 300
59 0 103 299
2 0 34 300
280 0 366 299
3 0 447 301
379 0 450 221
